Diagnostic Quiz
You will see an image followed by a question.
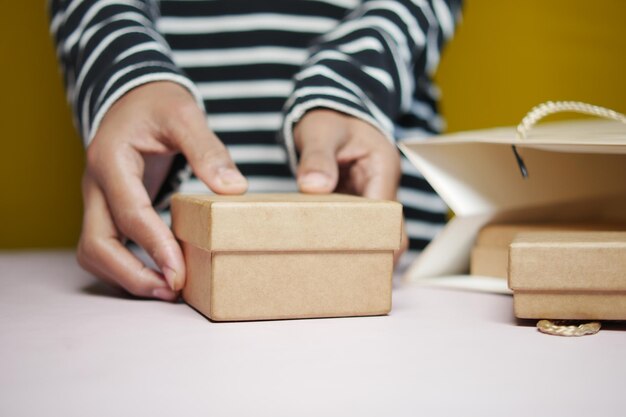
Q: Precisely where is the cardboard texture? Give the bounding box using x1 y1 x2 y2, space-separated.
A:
171 193 402 321
508 232 626 320
471 222 626 279
399 119 626 281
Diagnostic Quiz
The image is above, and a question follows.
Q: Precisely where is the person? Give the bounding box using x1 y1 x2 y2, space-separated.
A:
49 0 462 301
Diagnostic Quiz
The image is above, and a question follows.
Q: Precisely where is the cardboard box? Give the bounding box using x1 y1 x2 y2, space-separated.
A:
399 119 626 283
508 231 626 320
471 223 625 279
171 193 402 321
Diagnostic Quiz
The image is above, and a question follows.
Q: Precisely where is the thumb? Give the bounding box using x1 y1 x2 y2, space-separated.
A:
297 142 340 194
167 104 247 195
294 111 348 194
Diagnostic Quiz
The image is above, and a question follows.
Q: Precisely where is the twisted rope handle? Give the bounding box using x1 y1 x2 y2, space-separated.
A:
516 101 626 140
537 320 601 337
511 101 626 178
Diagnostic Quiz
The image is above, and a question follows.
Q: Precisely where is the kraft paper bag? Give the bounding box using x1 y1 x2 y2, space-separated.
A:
399 103 626 290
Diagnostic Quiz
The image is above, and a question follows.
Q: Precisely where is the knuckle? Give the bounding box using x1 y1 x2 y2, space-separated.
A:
76 244 91 272
85 141 116 181
201 144 229 164
84 144 102 172
192 145 233 174
77 235 97 268
112 205 169 256
76 235 108 278
376 141 401 176
114 207 146 238
172 97 201 119
124 267 152 297
123 278 146 297
167 101 203 141
301 147 331 164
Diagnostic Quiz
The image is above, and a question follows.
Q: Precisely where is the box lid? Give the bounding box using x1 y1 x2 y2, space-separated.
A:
508 231 626 291
476 222 626 248
171 193 402 251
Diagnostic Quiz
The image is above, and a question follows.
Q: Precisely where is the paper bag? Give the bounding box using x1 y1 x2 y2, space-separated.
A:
399 117 626 282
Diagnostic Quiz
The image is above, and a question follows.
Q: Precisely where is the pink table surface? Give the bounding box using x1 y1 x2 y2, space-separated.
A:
1 251 625 417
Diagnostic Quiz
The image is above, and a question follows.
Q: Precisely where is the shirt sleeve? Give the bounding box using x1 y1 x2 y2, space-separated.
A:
281 0 463 173
49 0 204 146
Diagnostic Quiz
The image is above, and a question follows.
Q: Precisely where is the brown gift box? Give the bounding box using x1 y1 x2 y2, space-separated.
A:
171 193 402 321
471 223 624 279
508 231 626 320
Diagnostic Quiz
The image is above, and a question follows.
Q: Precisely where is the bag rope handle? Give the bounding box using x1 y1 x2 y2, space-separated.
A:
516 100 626 140
512 101 626 178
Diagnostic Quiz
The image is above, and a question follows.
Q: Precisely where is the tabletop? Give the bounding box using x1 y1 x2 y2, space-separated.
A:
1 251 624 417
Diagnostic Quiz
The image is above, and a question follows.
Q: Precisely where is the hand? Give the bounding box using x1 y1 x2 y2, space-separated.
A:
293 109 408 260
77 81 247 300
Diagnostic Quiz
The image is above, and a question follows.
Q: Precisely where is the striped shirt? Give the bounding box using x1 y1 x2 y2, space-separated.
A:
49 0 462 253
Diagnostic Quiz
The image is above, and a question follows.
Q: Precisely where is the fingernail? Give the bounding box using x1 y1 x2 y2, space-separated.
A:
218 168 246 186
153 287 176 301
299 172 331 190
163 266 178 291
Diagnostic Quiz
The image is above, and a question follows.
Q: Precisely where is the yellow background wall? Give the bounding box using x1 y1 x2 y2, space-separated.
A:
436 1 626 130
1 1 625 249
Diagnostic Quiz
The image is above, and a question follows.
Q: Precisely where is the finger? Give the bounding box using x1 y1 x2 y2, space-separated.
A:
364 143 401 201
297 145 340 193
89 145 186 292
361 162 400 201
77 175 178 301
165 103 247 195
294 111 349 193
337 141 401 201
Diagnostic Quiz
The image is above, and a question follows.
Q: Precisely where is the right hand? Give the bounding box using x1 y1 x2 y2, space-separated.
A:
78 81 247 300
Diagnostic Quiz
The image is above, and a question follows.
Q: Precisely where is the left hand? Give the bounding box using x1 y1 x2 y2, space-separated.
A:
293 109 408 261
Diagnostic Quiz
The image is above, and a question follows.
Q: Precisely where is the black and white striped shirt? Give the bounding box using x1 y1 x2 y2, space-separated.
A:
49 0 462 253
